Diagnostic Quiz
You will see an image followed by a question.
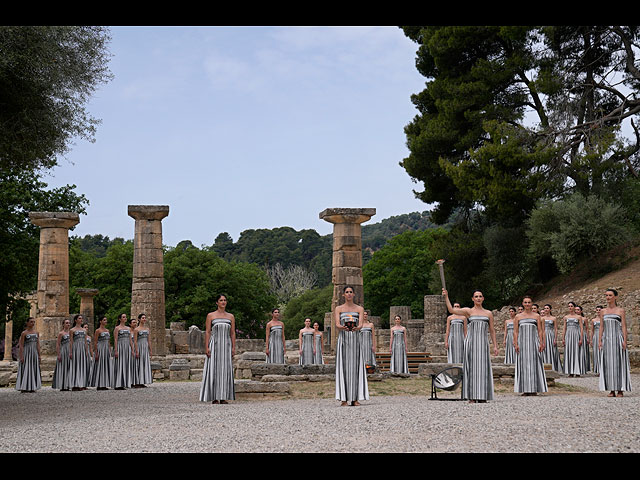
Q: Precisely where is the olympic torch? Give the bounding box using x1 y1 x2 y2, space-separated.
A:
435 259 446 291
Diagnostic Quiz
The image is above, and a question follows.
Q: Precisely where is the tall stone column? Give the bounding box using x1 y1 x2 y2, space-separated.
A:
29 212 79 355
77 288 98 336
319 207 375 352
128 205 169 356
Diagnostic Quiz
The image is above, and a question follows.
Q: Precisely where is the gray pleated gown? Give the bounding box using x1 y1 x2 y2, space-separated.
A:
581 322 591 373
360 327 375 368
69 330 90 388
598 314 632 392
135 330 153 385
266 325 285 364
91 331 113 388
299 331 314 365
563 318 583 375
542 320 562 372
591 320 601 374
390 329 409 374
504 321 515 365
51 333 71 390
514 318 548 394
462 316 494 401
199 318 235 402
335 312 369 403
86 335 94 387
15 333 41 392
113 328 134 389
313 333 324 365
448 318 465 364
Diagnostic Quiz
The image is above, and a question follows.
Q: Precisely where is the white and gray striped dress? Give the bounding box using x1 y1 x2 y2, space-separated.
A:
504 321 515 365
85 335 94 386
563 318 583 375
360 327 375 368
448 318 465 364
542 319 562 372
313 333 324 365
299 331 314 365
15 333 41 392
390 329 409 374
581 320 591 372
462 316 494 401
69 330 90 388
598 314 632 393
91 331 113 388
514 318 548 394
51 333 71 390
335 312 369 403
135 330 153 385
113 329 133 389
199 318 235 402
591 320 601 374
267 325 285 364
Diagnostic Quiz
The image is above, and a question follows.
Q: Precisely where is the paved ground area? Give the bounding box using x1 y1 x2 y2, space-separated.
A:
1 375 638 453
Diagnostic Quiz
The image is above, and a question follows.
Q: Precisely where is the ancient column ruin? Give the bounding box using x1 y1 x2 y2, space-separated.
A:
422 294 448 351
128 205 169 356
29 212 79 355
319 207 375 351
77 288 98 336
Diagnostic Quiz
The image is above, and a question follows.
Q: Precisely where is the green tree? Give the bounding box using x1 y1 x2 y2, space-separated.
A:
363 229 448 324
0 26 113 173
400 26 640 225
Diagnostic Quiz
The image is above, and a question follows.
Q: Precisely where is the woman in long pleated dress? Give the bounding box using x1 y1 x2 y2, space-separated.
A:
113 313 134 390
598 289 632 397
541 304 562 372
445 303 467 364
335 285 369 407
69 315 90 391
390 315 409 374
575 305 590 373
129 317 139 387
513 297 548 396
82 323 94 387
133 313 153 387
313 322 325 365
15 317 41 393
503 307 516 365
52 318 72 391
299 318 315 365
562 302 583 377
590 306 603 374
265 308 286 364
359 311 375 369
200 294 236 404
443 289 498 403
91 316 113 390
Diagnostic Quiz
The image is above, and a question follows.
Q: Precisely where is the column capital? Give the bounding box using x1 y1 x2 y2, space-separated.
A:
319 207 376 225
29 212 80 229
76 288 99 298
128 205 169 221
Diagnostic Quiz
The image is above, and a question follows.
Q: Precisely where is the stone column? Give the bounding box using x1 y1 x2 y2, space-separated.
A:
423 294 448 352
77 288 99 336
319 207 375 352
29 212 80 355
3 306 12 361
128 205 169 356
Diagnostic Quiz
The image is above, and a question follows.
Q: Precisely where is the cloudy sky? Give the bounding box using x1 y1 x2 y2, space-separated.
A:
46 26 429 247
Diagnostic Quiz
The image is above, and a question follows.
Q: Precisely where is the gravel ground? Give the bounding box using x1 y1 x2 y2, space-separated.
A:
1 374 638 453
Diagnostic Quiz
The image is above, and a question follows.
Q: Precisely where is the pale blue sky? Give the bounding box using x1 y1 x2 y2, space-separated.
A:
47 26 429 247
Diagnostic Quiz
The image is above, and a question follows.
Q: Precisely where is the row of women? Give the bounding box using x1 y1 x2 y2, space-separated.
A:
265 312 325 365
14 312 153 393
443 287 632 402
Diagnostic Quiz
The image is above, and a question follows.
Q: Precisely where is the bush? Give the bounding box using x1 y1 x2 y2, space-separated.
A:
527 193 632 275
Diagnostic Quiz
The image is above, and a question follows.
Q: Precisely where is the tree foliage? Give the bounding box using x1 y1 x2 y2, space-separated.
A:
400 26 640 225
0 26 113 172
282 284 332 340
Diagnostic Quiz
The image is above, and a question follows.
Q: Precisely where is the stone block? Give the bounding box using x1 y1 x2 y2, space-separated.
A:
234 380 290 394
